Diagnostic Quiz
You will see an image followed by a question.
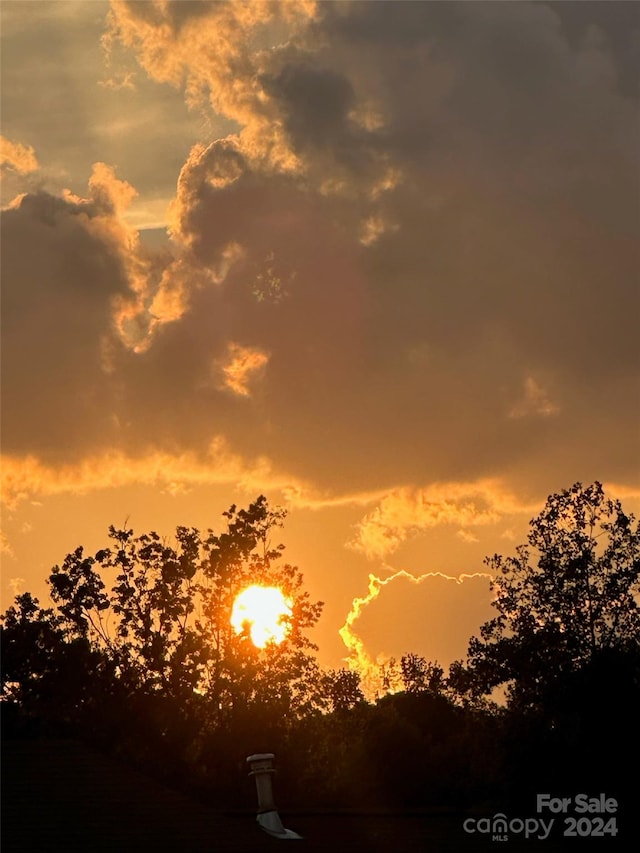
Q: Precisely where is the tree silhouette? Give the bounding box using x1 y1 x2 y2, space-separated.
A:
325 668 365 712
400 654 445 695
462 482 640 712
2 497 325 739
5 485 638 811
0 591 122 737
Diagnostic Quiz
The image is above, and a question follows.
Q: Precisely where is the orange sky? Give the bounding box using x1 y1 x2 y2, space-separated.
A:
2 1 639 681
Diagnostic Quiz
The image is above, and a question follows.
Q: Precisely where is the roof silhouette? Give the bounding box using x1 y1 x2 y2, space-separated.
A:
2 736 574 851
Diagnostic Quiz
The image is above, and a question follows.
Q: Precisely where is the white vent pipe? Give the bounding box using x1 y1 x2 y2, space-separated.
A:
246 753 302 840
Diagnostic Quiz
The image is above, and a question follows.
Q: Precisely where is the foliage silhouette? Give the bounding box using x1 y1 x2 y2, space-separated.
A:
458 482 640 713
43 496 325 720
324 667 365 712
444 481 640 809
400 653 445 695
2 497 326 793
2 484 638 814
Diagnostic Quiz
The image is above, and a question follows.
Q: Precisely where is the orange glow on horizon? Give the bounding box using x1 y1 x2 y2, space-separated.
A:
230 585 293 648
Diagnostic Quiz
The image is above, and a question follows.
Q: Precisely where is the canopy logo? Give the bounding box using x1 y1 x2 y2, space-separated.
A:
463 813 554 841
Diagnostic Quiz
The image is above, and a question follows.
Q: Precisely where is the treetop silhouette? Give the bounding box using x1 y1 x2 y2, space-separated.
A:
460 481 640 711
2 496 325 728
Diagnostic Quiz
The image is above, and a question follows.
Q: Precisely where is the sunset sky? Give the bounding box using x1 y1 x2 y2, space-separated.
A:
2 0 639 685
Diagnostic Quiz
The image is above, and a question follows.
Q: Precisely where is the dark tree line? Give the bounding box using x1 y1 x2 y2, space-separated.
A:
2 484 638 808
1 497 329 796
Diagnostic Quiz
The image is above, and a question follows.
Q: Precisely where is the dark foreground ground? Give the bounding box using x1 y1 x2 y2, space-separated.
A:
1 738 632 852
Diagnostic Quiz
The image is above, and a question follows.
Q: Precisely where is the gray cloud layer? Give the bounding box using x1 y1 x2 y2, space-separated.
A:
3 1 638 499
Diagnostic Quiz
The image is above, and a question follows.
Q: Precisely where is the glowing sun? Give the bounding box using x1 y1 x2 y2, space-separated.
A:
231 585 293 648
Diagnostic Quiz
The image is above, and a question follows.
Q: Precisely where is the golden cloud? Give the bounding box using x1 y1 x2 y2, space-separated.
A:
105 0 315 174
217 343 270 397
0 438 285 511
56 163 162 354
0 136 39 175
349 480 542 560
0 442 405 520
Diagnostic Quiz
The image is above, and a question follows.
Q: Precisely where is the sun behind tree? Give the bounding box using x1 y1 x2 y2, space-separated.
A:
231 585 292 648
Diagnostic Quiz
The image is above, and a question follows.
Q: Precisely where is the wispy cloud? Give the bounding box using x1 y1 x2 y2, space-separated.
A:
509 376 559 419
217 342 270 397
8 578 25 596
0 440 286 511
349 481 539 560
0 136 38 175
339 567 494 698
0 532 15 559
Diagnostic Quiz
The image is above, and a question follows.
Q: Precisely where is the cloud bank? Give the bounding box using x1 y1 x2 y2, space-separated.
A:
2 1 638 516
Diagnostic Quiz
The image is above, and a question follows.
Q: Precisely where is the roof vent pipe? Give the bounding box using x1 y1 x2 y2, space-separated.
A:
246 753 302 840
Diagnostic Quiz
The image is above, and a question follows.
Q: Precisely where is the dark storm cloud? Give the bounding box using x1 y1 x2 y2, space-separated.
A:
4 1 638 500
261 62 356 150
1 187 127 456
122 0 636 490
